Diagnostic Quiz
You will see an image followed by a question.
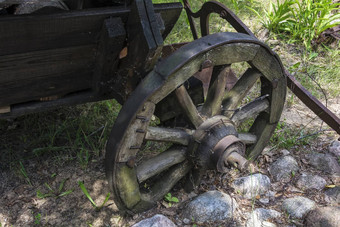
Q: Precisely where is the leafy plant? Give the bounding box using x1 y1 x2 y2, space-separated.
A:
78 181 110 211
249 0 340 50
248 0 295 32
164 193 179 207
37 178 73 198
270 121 315 149
77 148 90 169
19 161 32 186
291 171 296 177
34 213 41 225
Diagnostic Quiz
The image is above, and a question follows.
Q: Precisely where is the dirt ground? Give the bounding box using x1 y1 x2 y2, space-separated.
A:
0 97 339 227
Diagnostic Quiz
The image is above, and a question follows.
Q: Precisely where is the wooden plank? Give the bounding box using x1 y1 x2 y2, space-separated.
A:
0 7 129 56
0 69 92 106
0 3 182 56
0 106 10 114
0 45 94 106
0 90 114 119
0 45 94 83
93 17 126 94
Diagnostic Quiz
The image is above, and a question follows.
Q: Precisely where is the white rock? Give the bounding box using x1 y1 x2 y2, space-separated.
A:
282 196 316 219
132 214 176 227
232 173 271 199
281 149 290 156
259 198 270 204
246 208 281 227
182 218 190 225
183 190 237 224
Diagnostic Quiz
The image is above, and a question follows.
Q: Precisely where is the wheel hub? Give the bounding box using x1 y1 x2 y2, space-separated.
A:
189 115 248 172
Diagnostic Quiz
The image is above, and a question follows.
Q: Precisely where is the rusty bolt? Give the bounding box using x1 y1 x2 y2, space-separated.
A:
220 10 227 18
201 59 213 69
126 157 136 168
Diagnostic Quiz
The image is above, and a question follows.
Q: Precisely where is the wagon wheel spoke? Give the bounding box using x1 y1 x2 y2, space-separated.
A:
231 96 270 126
222 68 261 117
201 65 230 117
145 126 193 145
142 160 192 202
136 147 187 183
238 133 257 145
175 85 204 128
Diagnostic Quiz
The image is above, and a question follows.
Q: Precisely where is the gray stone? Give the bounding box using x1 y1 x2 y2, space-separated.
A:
183 190 238 223
259 198 270 204
295 173 326 191
232 173 271 199
182 218 190 225
282 196 316 219
132 214 177 227
281 149 290 156
269 156 299 182
304 206 340 227
306 153 340 174
246 208 281 227
329 140 340 157
324 186 340 205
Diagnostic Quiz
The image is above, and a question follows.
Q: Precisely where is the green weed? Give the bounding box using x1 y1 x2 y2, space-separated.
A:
164 192 179 207
291 171 296 177
248 0 340 50
77 148 90 169
247 0 295 33
34 213 41 225
37 178 73 198
270 121 315 150
19 161 32 186
78 181 111 211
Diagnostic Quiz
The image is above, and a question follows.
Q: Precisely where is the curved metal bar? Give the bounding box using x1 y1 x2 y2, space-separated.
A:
182 0 255 38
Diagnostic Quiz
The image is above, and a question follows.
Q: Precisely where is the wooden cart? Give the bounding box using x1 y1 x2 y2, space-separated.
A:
0 0 291 213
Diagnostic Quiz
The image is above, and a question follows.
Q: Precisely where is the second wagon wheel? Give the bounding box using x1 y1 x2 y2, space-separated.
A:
105 32 286 213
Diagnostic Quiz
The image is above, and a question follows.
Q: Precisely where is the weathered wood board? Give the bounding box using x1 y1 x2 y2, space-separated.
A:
0 3 182 108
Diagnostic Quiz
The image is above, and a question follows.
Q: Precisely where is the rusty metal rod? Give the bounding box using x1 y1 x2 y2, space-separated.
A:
285 69 340 134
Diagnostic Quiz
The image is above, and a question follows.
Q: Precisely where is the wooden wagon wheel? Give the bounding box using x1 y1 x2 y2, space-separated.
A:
105 32 286 213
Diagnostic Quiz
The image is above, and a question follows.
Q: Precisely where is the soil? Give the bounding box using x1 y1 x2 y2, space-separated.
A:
0 97 339 227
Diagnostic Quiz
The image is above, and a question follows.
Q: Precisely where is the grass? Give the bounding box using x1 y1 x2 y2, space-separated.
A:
248 0 340 50
269 121 317 150
1 100 121 171
78 181 111 211
36 178 73 199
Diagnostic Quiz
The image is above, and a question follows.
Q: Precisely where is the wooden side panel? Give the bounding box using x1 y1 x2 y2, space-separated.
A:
0 3 183 108
0 4 182 56
0 45 95 106
0 7 129 56
93 17 126 94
